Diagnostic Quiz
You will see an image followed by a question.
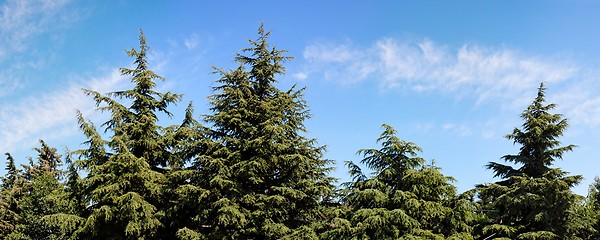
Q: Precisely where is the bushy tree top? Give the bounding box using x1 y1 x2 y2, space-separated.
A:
487 82 575 179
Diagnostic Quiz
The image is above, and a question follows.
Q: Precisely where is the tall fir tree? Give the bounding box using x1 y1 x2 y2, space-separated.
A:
0 153 22 238
73 30 182 239
0 141 75 240
178 23 336 239
477 83 588 239
325 124 473 240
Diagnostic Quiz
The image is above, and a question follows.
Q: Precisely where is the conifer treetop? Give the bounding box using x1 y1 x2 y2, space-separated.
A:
487 82 575 179
235 22 293 96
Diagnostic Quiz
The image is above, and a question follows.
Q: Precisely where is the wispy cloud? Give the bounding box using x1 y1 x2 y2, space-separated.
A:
292 72 308 80
409 119 515 140
299 37 600 130
0 70 127 152
551 76 600 127
0 0 74 56
442 123 473 137
0 0 77 97
183 33 200 50
301 40 377 84
0 28 193 153
163 32 216 80
300 38 577 106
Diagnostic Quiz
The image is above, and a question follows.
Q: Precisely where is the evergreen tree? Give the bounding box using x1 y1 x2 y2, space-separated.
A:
161 102 210 239
1 141 74 240
74 30 181 239
477 83 587 239
0 153 22 238
487 83 575 180
64 150 85 214
41 150 87 240
588 177 600 212
574 177 600 239
325 124 473 239
2 153 19 189
179 23 336 239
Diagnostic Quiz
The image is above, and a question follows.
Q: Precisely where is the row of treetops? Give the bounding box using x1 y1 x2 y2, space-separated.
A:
1 24 599 239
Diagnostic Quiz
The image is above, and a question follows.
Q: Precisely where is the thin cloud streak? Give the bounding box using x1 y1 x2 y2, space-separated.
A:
301 38 577 105
0 0 78 97
552 76 600 127
0 0 73 56
0 70 127 152
299 38 600 130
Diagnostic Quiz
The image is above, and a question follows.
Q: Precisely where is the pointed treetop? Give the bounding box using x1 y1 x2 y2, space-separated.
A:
34 140 62 174
487 82 575 179
81 29 181 167
2 153 19 189
124 29 151 72
357 124 424 173
235 23 292 95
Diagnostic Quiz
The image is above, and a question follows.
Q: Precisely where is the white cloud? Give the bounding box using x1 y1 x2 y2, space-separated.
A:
293 72 308 80
0 68 24 97
551 76 600 127
302 37 600 131
302 38 577 105
0 0 77 97
0 70 127 152
302 41 378 85
0 59 49 97
410 121 435 134
442 123 473 137
304 42 356 62
184 33 200 50
0 0 73 56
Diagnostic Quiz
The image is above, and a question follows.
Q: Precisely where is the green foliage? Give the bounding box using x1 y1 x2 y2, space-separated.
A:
176 23 336 239
487 83 575 179
74 30 181 239
477 83 588 239
0 153 21 237
0 141 78 240
3 25 600 240
568 177 600 239
329 124 474 239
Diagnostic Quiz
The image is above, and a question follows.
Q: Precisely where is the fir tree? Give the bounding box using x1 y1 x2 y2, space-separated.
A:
326 124 473 239
477 83 587 239
161 102 211 239
74 30 181 239
2 153 19 189
558 177 600 239
40 150 86 240
588 177 600 213
584 177 600 238
180 23 336 239
2 141 73 240
0 153 22 238
487 83 575 179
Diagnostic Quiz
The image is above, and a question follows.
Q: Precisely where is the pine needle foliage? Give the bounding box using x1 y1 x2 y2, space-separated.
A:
487 83 575 179
578 177 600 238
1 141 76 240
74 30 181 239
330 124 474 239
179 23 336 239
0 153 22 237
4 25 600 240
477 83 588 239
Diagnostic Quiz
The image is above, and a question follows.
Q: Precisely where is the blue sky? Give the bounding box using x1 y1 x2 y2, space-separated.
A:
1 0 600 195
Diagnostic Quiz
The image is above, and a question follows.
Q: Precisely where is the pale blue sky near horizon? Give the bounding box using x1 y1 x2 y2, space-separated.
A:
2 0 600 195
